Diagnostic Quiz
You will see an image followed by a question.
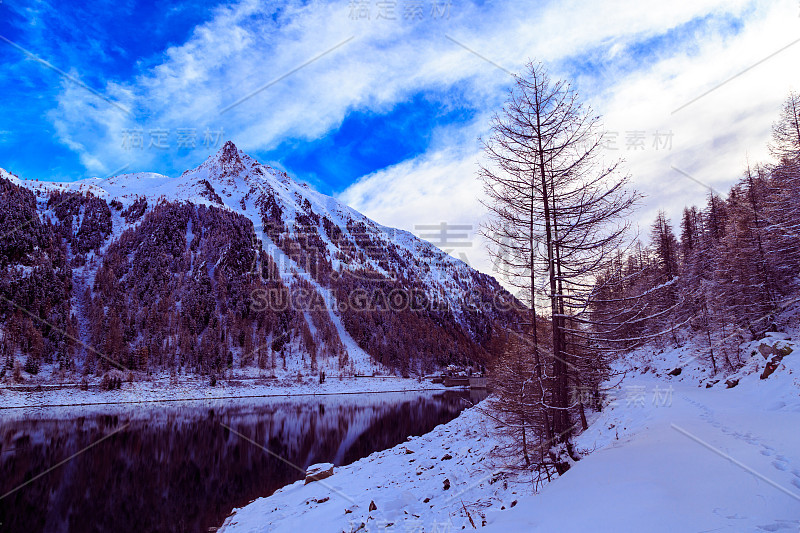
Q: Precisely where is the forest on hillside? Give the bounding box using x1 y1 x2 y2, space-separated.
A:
484 62 800 477
0 176 522 382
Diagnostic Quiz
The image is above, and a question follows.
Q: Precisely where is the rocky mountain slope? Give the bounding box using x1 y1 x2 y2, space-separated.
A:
0 142 520 380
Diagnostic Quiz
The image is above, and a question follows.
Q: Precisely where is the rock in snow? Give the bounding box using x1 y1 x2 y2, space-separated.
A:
305 463 335 485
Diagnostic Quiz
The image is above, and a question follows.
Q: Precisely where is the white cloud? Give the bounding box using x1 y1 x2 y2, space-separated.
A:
596 0 800 225
49 0 756 171
45 0 800 285
336 0 800 286
339 147 491 269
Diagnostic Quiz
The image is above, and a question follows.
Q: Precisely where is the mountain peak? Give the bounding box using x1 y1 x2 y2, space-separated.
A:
201 139 248 180
216 140 241 162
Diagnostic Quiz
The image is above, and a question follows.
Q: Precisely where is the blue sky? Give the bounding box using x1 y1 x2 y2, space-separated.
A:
0 0 497 190
1 0 798 273
0 0 230 180
0 1 230 180
262 87 477 191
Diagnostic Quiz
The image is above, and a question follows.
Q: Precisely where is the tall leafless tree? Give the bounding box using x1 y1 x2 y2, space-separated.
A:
480 62 639 472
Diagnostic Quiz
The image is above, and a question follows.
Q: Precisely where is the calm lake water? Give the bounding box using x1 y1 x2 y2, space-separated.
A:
0 390 486 533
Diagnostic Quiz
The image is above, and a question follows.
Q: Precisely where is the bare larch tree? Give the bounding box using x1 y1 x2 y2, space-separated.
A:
480 61 638 473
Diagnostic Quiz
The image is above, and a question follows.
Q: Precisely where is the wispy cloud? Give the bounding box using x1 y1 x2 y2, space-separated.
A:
7 0 800 283
336 0 800 282
43 0 762 175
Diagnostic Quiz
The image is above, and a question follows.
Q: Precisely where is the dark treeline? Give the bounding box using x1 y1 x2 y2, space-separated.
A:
591 91 800 373
0 161 522 379
254 179 521 375
0 180 74 376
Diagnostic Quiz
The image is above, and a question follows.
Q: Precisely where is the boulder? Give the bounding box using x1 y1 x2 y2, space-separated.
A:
760 353 786 380
304 463 334 484
761 361 780 379
756 339 792 380
757 341 793 360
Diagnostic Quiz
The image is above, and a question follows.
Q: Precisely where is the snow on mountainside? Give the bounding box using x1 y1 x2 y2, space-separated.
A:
8 142 500 312
0 143 520 379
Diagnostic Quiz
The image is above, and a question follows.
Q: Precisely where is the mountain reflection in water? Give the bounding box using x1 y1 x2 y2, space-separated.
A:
0 390 485 533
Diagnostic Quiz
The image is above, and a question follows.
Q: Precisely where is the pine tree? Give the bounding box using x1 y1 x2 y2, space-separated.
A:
650 211 679 282
769 91 800 162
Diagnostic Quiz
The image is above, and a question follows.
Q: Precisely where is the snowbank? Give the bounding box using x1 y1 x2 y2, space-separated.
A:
484 325 800 532
483 370 800 532
220 397 524 533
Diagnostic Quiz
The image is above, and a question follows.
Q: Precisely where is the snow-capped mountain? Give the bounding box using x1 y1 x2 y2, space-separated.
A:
0 142 519 377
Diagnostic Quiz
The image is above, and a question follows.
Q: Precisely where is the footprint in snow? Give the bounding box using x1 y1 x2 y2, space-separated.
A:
772 460 789 471
756 520 799 531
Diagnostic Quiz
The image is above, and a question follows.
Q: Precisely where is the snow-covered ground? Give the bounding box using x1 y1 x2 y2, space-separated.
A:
220 395 522 533
220 328 800 532
0 376 448 409
485 374 800 532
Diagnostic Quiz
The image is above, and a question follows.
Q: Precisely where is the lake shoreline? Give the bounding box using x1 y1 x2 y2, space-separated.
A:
218 397 515 533
0 376 453 410
1 387 475 532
